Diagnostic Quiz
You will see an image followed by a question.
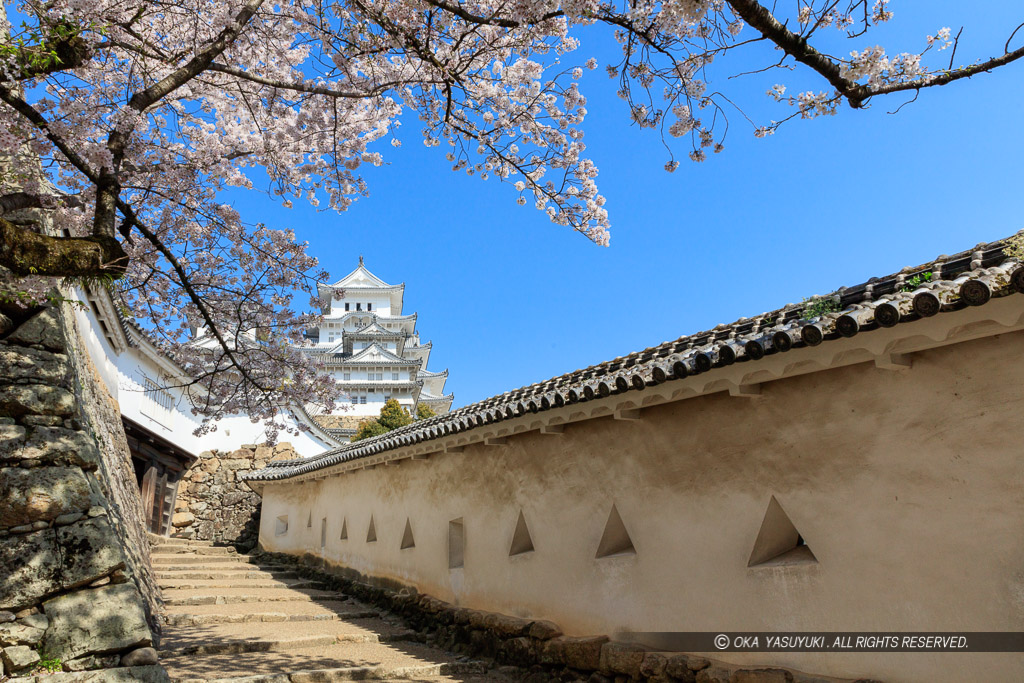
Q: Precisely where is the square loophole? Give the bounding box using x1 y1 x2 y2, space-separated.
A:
448 518 465 569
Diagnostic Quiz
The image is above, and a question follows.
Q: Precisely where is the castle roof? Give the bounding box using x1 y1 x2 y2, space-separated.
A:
351 320 403 337
344 342 419 366
317 259 406 314
243 234 1024 484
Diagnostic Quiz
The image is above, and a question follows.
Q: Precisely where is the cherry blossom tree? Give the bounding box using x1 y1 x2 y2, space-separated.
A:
0 0 1020 429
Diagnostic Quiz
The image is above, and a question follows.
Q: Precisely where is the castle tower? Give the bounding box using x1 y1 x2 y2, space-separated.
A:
304 259 453 440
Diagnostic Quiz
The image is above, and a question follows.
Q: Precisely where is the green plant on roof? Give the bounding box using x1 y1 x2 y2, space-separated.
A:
1005 231 1024 261
900 271 933 292
800 295 839 320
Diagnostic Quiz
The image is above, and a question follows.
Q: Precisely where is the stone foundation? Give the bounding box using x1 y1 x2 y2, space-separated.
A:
0 300 167 681
256 551 879 683
172 443 296 551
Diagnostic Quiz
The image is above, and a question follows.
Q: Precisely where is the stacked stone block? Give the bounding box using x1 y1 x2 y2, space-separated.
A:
173 443 296 551
0 302 166 681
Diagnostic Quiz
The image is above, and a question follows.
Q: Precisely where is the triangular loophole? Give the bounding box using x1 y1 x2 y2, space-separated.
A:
366 515 377 543
748 496 817 567
307 511 312 528
509 510 535 556
340 518 348 540
401 518 415 550
596 504 635 558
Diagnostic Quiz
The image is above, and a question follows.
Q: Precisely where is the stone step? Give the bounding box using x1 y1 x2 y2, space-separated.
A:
161 640 489 682
162 587 348 606
153 564 295 575
159 618 419 656
152 546 238 556
152 554 260 565
159 579 326 591
149 534 216 547
153 569 302 581
163 606 378 627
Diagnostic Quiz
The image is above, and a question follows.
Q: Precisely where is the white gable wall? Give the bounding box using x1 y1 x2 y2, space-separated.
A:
73 292 337 458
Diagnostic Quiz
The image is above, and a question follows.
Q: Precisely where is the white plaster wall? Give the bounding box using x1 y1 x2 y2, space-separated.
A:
75 298 336 457
329 294 391 317
258 329 1024 683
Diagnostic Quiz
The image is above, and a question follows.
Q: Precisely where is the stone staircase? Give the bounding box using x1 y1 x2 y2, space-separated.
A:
150 536 510 683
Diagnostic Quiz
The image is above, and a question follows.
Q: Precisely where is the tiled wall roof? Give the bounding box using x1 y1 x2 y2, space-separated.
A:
242 235 1024 483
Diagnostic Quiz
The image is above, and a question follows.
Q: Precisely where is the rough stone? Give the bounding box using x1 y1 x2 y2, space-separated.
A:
171 512 194 528
0 611 14 624
0 383 76 417
55 517 128 590
497 636 534 665
542 635 609 671
21 414 64 426
0 466 93 528
64 653 120 671
666 654 709 681
0 345 70 386
0 527 60 610
486 613 531 637
0 615 47 647
640 652 669 678
732 669 795 683
55 512 85 526
527 619 562 640
696 664 736 683
599 641 647 677
4 426 102 468
0 423 27 455
1 644 40 673
41 583 152 660
222 491 247 506
120 646 159 666
5 307 65 351
36 665 170 682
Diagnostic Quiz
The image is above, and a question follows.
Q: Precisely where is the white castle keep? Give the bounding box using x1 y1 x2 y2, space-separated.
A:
302 258 453 440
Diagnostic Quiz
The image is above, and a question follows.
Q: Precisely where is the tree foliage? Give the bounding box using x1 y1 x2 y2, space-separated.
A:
379 398 414 431
0 0 1020 431
351 417 389 442
416 403 437 421
350 398 412 441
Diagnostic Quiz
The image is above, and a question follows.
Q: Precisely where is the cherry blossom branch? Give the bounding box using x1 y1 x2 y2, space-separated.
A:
113 197 275 395
726 0 870 106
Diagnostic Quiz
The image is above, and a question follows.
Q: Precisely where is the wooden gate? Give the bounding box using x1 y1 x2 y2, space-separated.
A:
125 418 194 536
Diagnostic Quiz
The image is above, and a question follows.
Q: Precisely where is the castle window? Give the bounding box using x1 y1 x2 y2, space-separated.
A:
392 372 399 380
345 303 350 311
343 372 351 380
367 303 373 311
356 303 362 311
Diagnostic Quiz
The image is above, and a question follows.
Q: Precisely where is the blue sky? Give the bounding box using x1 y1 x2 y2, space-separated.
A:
227 3 1024 408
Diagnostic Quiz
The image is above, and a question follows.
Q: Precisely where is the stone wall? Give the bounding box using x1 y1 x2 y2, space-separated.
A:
172 442 296 551
0 300 166 681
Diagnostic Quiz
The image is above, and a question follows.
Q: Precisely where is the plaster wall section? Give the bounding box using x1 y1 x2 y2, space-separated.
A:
73 294 337 458
257 329 1024 683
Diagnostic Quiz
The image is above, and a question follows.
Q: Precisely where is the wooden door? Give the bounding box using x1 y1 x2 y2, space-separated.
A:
140 467 158 533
